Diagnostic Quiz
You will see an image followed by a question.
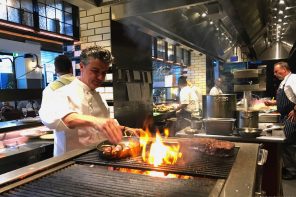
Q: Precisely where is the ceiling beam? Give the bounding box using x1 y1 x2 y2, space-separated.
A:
112 0 218 20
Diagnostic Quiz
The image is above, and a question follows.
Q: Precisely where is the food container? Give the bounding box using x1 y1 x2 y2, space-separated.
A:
259 113 280 123
203 118 236 135
202 94 237 118
236 110 259 128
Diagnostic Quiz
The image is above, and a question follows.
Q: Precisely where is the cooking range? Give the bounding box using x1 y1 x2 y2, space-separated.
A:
0 140 259 197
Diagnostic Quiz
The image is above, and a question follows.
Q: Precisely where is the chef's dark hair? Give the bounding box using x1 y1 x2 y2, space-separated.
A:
275 61 291 71
178 76 187 86
54 55 72 74
80 46 114 66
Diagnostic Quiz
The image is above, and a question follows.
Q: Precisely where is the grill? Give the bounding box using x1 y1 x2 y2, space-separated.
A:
74 148 239 179
3 164 217 197
0 142 259 197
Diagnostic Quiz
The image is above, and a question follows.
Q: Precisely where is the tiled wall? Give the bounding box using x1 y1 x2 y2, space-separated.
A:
186 51 207 95
78 6 114 118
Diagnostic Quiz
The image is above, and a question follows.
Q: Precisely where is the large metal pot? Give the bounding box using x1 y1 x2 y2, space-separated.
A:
237 110 259 128
202 94 237 118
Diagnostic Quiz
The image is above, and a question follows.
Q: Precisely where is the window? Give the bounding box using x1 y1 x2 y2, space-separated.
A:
167 43 175 62
40 50 62 85
38 0 73 36
0 54 14 89
0 0 76 37
156 38 165 60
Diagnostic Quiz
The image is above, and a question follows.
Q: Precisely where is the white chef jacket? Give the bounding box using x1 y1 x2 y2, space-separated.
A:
39 78 109 156
209 86 223 95
279 73 296 104
179 86 199 113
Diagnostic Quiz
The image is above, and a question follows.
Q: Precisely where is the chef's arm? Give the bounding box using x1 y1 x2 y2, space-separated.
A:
62 112 123 144
176 104 188 111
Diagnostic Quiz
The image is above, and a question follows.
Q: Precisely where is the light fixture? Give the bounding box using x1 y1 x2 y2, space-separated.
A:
210 21 213 25
279 10 283 14
201 13 207 17
279 0 285 5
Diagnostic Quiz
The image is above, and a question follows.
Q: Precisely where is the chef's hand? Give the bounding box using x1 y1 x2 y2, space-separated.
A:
94 118 123 144
264 100 276 106
287 110 296 122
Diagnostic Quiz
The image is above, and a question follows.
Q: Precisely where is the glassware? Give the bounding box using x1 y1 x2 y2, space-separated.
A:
22 108 27 118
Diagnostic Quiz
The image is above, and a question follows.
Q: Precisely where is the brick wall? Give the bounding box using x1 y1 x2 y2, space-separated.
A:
186 51 207 95
79 6 114 118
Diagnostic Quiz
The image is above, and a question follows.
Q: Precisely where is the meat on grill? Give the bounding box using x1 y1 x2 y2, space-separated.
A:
188 138 235 157
100 139 141 159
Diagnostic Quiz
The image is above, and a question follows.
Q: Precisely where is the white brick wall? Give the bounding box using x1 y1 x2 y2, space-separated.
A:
187 52 207 95
79 6 113 116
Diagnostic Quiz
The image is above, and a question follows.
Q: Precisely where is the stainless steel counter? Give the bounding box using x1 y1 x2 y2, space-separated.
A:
0 120 43 133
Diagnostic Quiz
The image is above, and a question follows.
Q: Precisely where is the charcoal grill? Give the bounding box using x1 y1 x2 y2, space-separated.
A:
0 142 259 197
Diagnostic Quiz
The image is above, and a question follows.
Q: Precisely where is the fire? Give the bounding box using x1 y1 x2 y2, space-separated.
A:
140 128 182 167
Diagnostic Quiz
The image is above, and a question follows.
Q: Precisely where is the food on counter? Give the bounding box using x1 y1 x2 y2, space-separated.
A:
99 138 141 159
153 104 174 113
189 138 235 157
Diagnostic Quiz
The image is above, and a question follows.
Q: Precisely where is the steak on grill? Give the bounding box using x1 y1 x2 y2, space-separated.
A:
186 138 235 157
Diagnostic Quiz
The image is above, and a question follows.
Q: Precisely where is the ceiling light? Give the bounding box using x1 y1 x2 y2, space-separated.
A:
210 21 213 25
201 13 207 17
279 0 285 5
278 18 282 22
279 10 283 14
216 27 219 30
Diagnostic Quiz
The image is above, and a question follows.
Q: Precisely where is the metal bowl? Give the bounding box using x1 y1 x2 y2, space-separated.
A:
237 128 262 138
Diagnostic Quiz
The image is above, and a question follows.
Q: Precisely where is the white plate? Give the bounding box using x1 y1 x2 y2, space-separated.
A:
19 117 41 123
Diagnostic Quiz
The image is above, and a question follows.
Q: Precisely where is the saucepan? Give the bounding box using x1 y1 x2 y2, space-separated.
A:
237 125 283 138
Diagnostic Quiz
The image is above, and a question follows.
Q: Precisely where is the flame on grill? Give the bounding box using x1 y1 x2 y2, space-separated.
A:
140 128 182 167
110 167 192 179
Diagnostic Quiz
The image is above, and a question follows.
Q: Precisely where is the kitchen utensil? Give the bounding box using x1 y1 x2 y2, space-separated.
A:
203 118 236 135
202 94 237 118
184 118 203 130
237 127 280 138
236 110 259 128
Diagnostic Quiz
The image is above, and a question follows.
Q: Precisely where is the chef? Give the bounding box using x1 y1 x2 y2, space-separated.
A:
176 76 200 130
265 61 296 180
209 77 223 95
39 46 123 156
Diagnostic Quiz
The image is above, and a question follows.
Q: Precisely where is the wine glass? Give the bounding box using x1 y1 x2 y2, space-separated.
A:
22 108 27 118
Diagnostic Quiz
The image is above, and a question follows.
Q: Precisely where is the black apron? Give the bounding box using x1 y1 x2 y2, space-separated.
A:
276 76 296 144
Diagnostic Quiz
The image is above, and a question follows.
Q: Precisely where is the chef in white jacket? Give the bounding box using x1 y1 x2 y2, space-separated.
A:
39 46 123 156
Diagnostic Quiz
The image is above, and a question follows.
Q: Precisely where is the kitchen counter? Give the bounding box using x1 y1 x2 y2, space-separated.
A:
176 124 284 196
0 119 43 133
0 139 53 175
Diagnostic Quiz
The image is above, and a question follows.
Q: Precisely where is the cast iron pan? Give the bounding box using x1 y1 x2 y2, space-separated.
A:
97 136 140 160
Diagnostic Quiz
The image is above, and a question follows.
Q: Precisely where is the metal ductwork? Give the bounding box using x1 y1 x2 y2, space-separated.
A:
259 42 291 60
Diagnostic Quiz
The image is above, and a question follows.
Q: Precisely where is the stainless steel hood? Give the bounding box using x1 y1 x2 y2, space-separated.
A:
110 0 296 61
66 0 296 61
259 42 291 60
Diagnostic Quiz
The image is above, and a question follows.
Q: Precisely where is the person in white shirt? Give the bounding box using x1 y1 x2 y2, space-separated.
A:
209 78 223 95
176 76 200 129
39 46 123 156
264 61 296 180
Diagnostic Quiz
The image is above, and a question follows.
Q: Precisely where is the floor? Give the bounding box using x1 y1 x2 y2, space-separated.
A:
283 179 296 196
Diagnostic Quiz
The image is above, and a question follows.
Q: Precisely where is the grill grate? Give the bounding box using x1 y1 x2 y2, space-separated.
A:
3 164 217 197
73 148 239 179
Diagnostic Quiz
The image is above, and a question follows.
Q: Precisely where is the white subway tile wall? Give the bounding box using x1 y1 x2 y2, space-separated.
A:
187 52 207 95
79 7 113 116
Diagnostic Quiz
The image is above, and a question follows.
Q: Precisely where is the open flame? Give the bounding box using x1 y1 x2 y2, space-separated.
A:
140 128 182 167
